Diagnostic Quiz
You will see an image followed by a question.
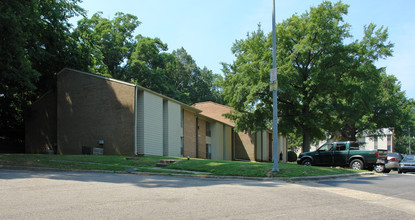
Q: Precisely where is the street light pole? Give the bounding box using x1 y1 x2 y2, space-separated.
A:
271 0 279 172
409 127 411 155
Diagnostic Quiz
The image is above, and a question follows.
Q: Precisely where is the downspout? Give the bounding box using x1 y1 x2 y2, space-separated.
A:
232 128 235 161
134 85 138 155
223 124 226 160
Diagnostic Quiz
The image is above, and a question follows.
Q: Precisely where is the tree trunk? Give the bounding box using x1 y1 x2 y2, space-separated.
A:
302 127 311 152
340 124 358 141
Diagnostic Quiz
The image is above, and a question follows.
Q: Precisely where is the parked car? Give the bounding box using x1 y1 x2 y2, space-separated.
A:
398 155 415 174
384 153 402 173
297 141 388 172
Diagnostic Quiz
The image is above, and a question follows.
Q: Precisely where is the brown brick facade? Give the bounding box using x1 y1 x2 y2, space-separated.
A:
56 69 136 155
183 109 196 157
197 117 206 159
234 131 256 161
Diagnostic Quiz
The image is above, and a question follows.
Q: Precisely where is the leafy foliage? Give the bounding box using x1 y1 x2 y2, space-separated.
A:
222 26 272 133
222 1 414 152
0 0 85 151
73 12 140 77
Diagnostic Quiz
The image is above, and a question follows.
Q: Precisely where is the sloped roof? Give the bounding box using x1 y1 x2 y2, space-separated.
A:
192 101 236 127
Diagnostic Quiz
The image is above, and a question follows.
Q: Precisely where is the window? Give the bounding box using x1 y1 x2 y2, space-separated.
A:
349 143 360 150
206 121 211 137
318 144 333 151
206 144 211 159
387 135 392 152
335 144 346 151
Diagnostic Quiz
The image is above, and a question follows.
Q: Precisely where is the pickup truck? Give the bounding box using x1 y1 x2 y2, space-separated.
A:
296 141 388 172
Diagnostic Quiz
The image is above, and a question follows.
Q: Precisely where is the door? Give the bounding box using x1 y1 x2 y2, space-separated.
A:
333 143 348 166
314 144 334 165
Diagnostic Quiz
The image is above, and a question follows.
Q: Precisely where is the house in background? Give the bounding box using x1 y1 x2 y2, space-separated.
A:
358 128 394 152
193 102 288 162
26 68 287 162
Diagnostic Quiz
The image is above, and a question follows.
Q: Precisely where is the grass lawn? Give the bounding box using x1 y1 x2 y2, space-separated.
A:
167 158 365 177
0 154 366 178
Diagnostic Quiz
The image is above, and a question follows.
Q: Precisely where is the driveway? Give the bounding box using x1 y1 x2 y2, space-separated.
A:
1 169 414 219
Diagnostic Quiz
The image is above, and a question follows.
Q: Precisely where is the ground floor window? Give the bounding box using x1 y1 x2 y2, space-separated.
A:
206 144 211 159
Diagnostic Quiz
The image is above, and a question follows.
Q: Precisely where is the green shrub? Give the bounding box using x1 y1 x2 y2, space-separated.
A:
287 151 297 162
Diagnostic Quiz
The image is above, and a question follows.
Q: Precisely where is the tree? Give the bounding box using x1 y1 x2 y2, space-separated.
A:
221 26 272 133
223 2 352 152
188 67 223 104
126 35 183 99
1 1 39 137
73 12 140 78
0 0 85 151
277 1 355 152
222 1 407 153
166 47 224 104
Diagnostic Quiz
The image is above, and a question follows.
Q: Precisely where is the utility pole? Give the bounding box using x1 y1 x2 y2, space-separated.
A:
271 0 279 172
409 127 411 155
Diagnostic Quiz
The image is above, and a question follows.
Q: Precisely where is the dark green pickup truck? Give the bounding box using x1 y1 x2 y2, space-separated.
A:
297 141 388 172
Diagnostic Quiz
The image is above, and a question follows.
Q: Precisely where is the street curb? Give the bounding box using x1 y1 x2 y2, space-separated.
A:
0 165 380 182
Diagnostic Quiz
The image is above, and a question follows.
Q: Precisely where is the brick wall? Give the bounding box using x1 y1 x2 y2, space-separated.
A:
234 131 256 161
197 118 206 159
57 69 136 155
183 109 196 158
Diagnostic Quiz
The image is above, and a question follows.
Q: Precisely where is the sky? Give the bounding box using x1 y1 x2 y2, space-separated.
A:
71 0 415 100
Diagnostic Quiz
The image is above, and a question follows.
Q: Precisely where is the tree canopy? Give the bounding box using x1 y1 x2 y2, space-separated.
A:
1 0 85 151
222 1 414 152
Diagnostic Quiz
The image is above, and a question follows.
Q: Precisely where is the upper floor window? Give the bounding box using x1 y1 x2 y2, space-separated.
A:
181 109 184 128
387 135 392 152
206 121 211 137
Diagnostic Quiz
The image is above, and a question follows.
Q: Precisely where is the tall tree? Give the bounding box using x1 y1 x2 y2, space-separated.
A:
371 74 415 137
126 35 182 99
221 26 272 133
73 12 140 78
223 2 352 151
222 1 405 152
167 47 224 104
326 24 395 140
277 1 353 152
0 0 84 151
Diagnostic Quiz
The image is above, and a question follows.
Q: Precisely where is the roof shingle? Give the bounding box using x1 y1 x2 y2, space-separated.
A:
192 101 236 127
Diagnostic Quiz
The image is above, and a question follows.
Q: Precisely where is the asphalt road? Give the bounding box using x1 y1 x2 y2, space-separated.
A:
1 169 414 219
